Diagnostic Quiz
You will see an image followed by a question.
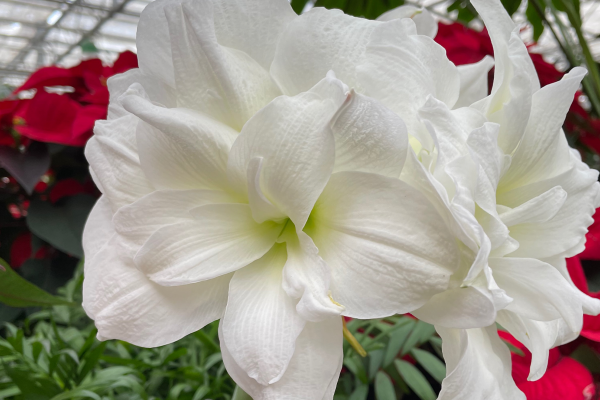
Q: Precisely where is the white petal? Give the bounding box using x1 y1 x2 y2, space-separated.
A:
221 317 343 400
357 18 460 135
308 171 460 318
467 123 511 250
501 68 587 189
271 8 379 96
490 257 582 331
134 203 283 285
107 68 177 117
413 286 496 329
84 235 230 346
136 0 177 88
507 181 598 259
472 33 537 154
418 96 469 176
227 75 346 228
210 0 296 70
496 311 565 380
455 56 495 108
113 189 237 251
83 196 114 261
377 5 438 38
330 90 408 178
282 230 344 322
499 186 567 226
436 325 525 400
222 244 305 386
165 0 281 130
471 0 539 94
85 135 154 212
122 91 236 191
246 157 288 224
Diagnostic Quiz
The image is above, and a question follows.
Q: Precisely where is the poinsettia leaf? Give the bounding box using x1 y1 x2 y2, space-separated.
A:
0 258 72 307
27 194 95 258
0 142 49 194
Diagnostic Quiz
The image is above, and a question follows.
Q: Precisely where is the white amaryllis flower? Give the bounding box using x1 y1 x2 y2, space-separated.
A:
81 0 479 398
393 0 600 398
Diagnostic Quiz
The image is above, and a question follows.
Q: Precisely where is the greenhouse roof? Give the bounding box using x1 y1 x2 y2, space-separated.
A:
0 0 150 87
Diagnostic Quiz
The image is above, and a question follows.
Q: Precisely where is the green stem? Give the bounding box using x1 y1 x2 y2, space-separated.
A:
551 0 600 117
232 386 253 400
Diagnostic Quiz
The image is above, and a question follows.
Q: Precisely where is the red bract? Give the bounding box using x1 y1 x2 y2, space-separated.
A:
10 232 50 268
500 331 595 400
49 178 88 203
0 100 22 147
435 23 494 66
435 21 600 153
435 22 563 87
10 51 137 147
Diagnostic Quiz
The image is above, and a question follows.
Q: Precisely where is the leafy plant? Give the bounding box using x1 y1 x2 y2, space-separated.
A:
0 266 236 400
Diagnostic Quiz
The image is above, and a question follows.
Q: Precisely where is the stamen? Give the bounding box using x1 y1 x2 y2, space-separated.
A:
342 317 367 357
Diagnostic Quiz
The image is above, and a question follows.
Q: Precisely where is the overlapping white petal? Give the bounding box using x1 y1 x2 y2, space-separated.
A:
135 203 283 285
308 171 460 318
436 325 525 400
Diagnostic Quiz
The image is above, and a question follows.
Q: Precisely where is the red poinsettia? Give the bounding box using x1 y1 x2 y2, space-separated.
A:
566 210 600 346
7 51 137 147
435 21 600 153
10 232 51 269
500 331 596 400
435 22 563 86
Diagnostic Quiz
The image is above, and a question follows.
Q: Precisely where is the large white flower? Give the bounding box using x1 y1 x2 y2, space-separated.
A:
394 0 600 398
82 1 478 398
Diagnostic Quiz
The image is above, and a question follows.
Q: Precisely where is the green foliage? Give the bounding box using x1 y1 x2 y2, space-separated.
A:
290 0 404 19
334 317 443 400
0 264 448 400
0 268 236 399
0 258 72 308
500 0 522 15
26 195 96 259
526 0 544 42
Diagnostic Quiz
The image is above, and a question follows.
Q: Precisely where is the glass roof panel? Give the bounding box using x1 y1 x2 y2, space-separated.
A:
0 0 151 88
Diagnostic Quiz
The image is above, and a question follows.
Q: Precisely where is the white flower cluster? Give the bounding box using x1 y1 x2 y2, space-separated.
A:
82 0 600 398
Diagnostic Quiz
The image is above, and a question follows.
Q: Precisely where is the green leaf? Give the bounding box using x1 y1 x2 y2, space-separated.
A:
0 259 73 307
368 348 385 379
348 384 369 400
290 0 311 13
77 342 107 384
551 0 566 11
27 195 96 258
500 0 522 15
411 348 446 382
570 344 600 374
394 360 436 400
374 371 396 400
401 320 436 356
5 366 62 400
526 0 544 41
383 319 415 367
